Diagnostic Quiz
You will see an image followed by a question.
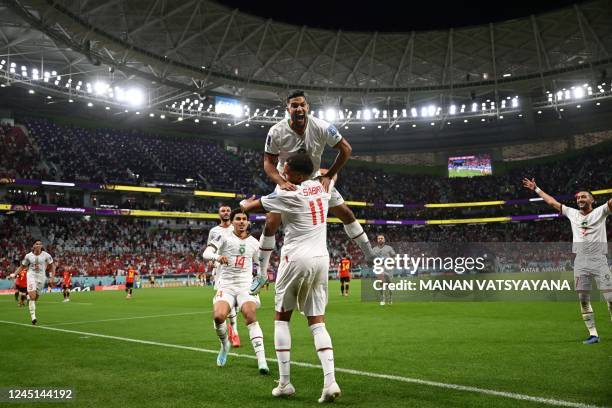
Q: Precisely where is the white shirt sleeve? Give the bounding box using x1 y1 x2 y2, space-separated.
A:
21 255 30 267
324 122 343 147
46 253 53 265
561 204 578 219
594 203 610 220
208 233 224 251
264 129 280 155
202 246 219 262
260 190 295 213
207 229 216 245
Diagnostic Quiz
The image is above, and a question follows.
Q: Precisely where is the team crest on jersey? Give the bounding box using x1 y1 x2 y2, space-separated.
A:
239 244 246 254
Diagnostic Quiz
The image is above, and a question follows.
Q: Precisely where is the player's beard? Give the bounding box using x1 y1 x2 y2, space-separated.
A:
291 111 307 133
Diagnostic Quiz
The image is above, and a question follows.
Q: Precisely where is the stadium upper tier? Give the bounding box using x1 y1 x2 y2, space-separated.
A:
0 118 610 206
2 0 611 107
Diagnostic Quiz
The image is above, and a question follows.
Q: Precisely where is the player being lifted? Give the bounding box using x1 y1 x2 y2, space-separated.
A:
207 205 241 347
242 153 341 403
62 268 72 302
523 178 612 344
257 90 374 279
202 208 269 374
338 255 352 297
9 240 55 324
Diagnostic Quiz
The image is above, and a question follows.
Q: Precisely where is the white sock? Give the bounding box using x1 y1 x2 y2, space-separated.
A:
579 298 598 337
228 308 238 335
343 221 374 258
274 320 291 385
310 323 335 388
259 235 275 277
215 321 229 350
28 300 36 321
247 321 266 364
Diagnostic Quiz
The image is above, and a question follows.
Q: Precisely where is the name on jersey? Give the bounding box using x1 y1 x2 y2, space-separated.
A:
303 185 323 196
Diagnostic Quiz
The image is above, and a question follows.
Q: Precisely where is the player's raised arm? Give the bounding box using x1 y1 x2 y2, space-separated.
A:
522 178 562 212
608 198 612 213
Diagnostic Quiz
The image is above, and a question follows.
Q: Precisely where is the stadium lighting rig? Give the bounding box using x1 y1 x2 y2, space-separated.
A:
0 60 147 108
2 60 612 128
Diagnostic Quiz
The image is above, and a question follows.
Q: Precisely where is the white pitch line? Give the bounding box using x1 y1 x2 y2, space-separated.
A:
44 311 209 326
0 320 603 408
0 299 93 305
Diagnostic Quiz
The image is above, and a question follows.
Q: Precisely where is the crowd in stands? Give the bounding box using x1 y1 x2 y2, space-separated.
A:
1 118 609 206
0 117 610 279
0 124 48 180
1 213 609 280
21 118 259 194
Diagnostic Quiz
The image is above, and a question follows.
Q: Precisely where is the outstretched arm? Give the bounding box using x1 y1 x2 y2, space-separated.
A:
240 196 264 213
522 178 562 212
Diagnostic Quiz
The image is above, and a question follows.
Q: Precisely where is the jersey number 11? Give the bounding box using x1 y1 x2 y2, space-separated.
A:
308 198 325 225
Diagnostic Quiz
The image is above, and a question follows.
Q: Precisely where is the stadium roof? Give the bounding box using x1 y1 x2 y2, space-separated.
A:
1 0 611 108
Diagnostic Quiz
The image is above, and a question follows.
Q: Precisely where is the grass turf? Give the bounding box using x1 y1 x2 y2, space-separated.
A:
0 281 610 407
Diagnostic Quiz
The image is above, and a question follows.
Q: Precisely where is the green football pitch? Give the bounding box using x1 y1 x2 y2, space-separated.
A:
449 169 489 178
1 282 610 407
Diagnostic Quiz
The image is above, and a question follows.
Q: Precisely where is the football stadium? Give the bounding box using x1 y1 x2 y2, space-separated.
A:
0 0 611 406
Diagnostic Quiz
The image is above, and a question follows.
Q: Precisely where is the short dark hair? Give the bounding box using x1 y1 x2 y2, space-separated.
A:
230 208 248 221
286 152 314 176
575 190 594 199
218 204 231 210
287 90 306 103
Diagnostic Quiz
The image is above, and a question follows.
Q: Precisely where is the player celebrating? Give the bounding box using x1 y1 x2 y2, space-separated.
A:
241 152 341 403
257 90 375 282
207 205 241 348
202 208 269 374
372 234 396 306
338 255 352 296
9 240 55 324
125 264 138 299
62 268 72 302
523 178 612 344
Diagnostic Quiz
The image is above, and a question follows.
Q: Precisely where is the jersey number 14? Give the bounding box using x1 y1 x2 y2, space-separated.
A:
308 198 325 225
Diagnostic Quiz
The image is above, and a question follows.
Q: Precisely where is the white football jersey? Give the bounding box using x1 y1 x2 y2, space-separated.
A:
265 115 343 179
207 224 234 245
22 251 53 277
260 179 331 260
209 232 259 289
207 224 234 276
561 203 609 254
